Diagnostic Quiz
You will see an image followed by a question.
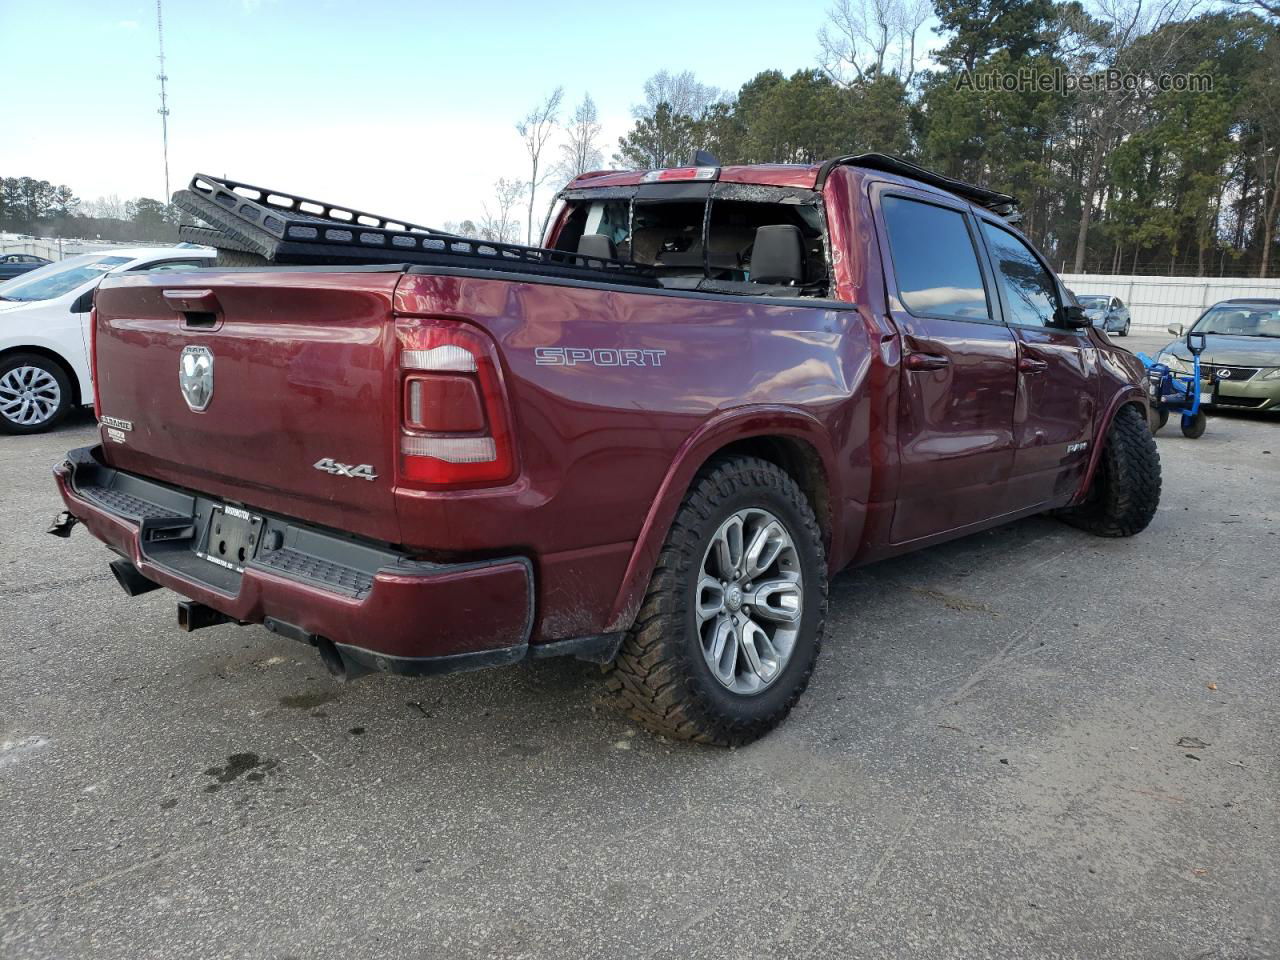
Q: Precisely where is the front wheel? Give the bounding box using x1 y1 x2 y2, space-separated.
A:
1181 411 1207 439
1120 321 1130 337
605 456 828 746
1057 404 1161 537
0 353 73 434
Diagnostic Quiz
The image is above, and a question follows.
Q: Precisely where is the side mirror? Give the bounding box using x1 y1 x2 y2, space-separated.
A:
1186 331 1206 356
1054 303 1090 330
1167 323 1183 336
70 290 94 314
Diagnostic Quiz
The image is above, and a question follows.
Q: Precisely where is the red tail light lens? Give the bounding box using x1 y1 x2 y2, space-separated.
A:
396 319 516 488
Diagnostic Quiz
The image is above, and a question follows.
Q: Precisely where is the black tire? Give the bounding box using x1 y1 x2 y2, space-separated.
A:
604 456 828 746
1181 411 1207 439
1057 404 1161 537
0 352 73 435
1120 321 1130 337
1150 406 1169 433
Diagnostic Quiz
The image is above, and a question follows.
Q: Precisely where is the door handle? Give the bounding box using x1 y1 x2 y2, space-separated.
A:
1019 356 1049 374
904 352 950 371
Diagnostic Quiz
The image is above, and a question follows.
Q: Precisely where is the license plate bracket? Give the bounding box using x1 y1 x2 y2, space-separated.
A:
199 506 263 573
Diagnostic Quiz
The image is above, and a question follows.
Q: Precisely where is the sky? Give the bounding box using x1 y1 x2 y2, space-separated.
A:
0 0 864 231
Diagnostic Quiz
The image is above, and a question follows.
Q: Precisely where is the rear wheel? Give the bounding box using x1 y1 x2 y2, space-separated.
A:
0 353 72 434
1057 404 1161 537
1150 406 1169 433
1181 411 1207 439
605 456 828 746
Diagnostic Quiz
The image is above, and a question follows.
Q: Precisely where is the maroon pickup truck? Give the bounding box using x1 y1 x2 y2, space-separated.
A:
52 156 1161 745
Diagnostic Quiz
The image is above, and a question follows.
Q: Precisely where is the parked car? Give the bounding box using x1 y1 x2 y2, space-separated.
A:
0 253 52 281
52 159 1160 745
0 247 216 433
1076 293 1131 336
1159 299 1280 412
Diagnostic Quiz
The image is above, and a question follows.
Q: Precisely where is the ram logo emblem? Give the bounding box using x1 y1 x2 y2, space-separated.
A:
179 346 214 412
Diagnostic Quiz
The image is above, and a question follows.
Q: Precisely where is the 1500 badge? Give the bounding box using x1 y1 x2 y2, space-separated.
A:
314 458 377 481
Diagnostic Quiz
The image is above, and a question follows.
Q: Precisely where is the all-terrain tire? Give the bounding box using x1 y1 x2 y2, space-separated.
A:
604 456 828 746
1057 404 1161 537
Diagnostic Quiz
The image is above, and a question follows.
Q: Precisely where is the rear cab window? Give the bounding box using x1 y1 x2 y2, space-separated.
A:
550 183 831 298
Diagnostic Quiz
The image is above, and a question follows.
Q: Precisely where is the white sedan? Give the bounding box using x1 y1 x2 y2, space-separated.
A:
0 246 216 433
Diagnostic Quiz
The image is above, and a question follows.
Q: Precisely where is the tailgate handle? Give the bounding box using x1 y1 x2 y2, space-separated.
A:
163 288 220 327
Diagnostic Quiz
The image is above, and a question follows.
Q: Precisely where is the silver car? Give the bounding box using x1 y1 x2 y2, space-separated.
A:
1076 294 1131 336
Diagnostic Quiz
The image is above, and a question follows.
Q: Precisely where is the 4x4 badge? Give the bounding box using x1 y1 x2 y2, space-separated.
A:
314 457 377 481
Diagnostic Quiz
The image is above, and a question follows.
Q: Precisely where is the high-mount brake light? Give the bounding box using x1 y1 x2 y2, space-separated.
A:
640 167 719 183
395 319 516 488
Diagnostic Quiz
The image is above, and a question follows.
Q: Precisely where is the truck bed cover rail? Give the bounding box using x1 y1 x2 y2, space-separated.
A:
173 173 658 287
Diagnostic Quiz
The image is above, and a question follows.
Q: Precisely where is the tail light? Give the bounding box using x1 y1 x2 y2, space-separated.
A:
89 303 101 416
395 318 516 488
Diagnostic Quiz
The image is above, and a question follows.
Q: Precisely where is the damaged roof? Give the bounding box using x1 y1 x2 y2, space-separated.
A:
566 153 1018 212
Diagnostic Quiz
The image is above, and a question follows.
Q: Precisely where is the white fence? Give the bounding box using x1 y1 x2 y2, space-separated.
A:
0 234 172 261
1060 273 1280 332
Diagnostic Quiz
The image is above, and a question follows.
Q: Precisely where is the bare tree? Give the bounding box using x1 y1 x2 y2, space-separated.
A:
633 70 727 122
818 0 931 86
84 194 127 219
516 86 565 245
559 93 605 180
477 178 525 244
442 219 479 238
1225 0 1279 17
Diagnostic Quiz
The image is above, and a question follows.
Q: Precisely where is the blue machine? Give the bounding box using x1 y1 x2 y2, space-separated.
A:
1137 331 1208 439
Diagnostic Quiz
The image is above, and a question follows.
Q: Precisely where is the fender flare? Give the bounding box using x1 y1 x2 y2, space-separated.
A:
604 405 841 633
1073 384 1148 503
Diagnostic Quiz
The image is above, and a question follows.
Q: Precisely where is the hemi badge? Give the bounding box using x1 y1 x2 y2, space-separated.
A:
100 416 133 431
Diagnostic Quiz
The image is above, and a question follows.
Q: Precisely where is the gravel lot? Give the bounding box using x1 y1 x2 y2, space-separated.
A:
3 339 1278 959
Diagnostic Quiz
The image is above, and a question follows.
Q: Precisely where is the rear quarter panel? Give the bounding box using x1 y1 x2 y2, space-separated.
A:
393 271 880 639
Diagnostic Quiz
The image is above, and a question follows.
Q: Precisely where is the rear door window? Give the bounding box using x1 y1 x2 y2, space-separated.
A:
880 195 990 320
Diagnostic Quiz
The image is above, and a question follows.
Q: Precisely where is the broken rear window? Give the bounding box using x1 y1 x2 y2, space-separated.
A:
552 187 830 298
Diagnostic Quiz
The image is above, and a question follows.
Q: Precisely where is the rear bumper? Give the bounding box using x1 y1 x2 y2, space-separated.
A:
54 445 535 675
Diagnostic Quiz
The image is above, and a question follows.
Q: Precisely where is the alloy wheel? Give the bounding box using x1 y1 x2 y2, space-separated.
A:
0 365 61 427
696 508 804 695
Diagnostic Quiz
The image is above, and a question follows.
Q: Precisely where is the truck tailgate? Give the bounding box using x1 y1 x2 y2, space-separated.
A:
93 269 403 544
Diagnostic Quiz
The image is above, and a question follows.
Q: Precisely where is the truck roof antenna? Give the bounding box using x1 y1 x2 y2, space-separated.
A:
690 149 719 167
